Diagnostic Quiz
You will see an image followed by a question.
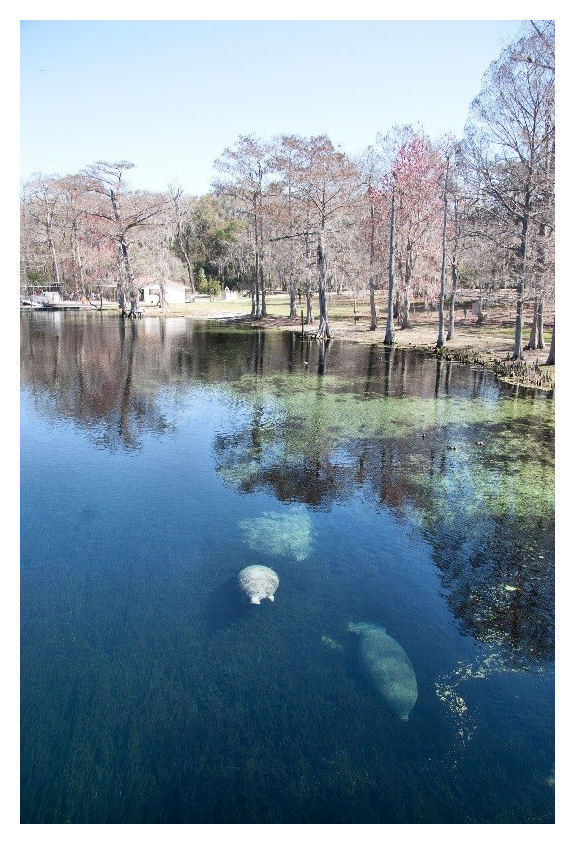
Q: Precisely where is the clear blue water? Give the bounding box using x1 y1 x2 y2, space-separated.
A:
20 311 554 823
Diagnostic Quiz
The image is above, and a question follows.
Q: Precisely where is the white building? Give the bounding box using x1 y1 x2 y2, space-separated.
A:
138 279 186 306
31 290 62 305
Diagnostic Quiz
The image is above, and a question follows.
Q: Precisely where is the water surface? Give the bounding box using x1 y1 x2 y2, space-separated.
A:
20 312 554 823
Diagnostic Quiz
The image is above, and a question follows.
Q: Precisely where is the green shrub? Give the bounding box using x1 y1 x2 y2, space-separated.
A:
197 269 221 296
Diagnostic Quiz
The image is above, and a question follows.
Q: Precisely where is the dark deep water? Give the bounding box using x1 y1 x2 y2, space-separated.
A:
20 311 555 824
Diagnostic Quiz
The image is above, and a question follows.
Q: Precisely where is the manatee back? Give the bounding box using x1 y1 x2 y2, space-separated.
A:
358 627 418 721
238 565 279 604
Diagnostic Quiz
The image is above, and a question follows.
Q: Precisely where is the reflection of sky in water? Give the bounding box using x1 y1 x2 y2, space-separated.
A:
20 313 554 823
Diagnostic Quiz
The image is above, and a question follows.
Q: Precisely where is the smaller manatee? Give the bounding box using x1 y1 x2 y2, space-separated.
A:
349 621 418 721
238 565 279 605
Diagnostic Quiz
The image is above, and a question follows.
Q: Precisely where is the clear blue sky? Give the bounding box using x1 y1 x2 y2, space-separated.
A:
20 19 523 195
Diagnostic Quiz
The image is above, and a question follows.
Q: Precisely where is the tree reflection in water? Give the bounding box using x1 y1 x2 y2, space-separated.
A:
21 312 554 663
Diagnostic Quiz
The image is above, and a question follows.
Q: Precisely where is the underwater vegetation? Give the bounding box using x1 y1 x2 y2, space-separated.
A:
239 506 313 562
20 318 554 824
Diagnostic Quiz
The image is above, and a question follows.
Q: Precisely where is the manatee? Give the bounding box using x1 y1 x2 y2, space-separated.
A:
349 621 418 721
238 565 279 605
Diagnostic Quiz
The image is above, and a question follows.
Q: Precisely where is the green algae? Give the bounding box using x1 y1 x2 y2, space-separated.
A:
239 505 314 562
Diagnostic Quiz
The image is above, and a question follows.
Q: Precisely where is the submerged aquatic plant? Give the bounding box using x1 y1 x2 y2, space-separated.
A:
239 506 313 561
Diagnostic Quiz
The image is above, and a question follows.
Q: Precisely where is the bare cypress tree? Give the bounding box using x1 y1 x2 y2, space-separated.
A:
23 174 64 290
436 155 450 349
213 135 275 319
83 161 165 317
384 180 396 345
546 318 555 365
465 21 554 360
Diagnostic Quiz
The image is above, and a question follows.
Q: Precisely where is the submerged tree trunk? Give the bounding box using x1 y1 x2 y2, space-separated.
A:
384 185 396 345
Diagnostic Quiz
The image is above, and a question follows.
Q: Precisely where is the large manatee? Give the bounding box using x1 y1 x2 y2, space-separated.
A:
238 565 279 605
349 621 418 721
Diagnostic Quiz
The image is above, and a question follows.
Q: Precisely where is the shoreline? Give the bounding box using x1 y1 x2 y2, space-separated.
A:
23 301 555 391
211 312 556 392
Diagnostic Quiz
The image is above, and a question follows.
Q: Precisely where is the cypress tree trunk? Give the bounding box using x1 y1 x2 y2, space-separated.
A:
254 254 261 319
289 283 297 318
537 298 546 349
259 256 267 317
399 257 412 329
43 197 61 289
111 189 136 316
306 283 313 324
446 256 458 341
369 191 377 331
512 208 529 360
182 249 195 294
436 158 449 349
315 230 332 340
546 319 555 365
369 278 377 331
528 297 540 349
384 185 396 345
253 209 261 318
259 211 266 316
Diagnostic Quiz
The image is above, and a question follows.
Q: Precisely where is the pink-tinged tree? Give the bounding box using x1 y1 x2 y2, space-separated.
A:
56 172 102 299
384 176 397 345
436 148 452 349
391 131 444 329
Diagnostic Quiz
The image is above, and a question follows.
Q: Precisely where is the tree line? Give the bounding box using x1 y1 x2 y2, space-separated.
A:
20 21 554 361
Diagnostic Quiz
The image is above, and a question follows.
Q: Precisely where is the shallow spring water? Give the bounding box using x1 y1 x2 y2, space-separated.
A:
20 312 554 823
